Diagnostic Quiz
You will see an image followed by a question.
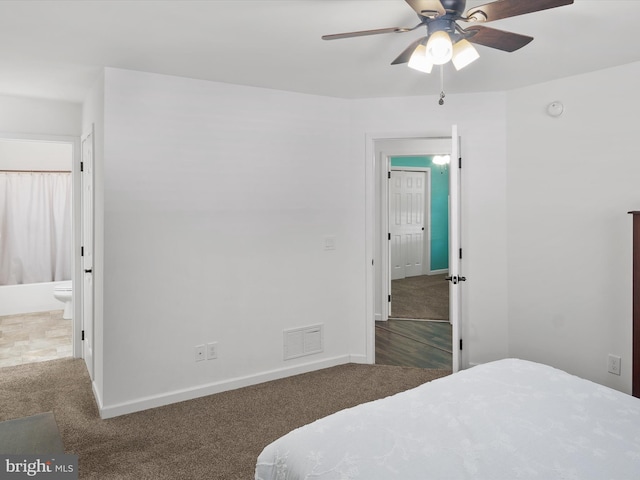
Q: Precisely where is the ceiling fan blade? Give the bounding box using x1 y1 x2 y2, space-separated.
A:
404 0 445 18
322 26 414 41
391 37 427 65
465 0 574 23
464 25 533 52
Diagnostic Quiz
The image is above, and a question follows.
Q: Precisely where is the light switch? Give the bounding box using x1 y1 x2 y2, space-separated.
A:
323 235 336 251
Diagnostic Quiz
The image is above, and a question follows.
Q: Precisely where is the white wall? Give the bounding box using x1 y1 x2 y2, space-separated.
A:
89 69 510 416
0 94 81 136
0 140 72 171
351 92 510 368
87 61 639 416
98 68 356 416
506 61 640 393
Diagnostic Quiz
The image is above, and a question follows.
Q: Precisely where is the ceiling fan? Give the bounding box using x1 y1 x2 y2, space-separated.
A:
322 0 574 75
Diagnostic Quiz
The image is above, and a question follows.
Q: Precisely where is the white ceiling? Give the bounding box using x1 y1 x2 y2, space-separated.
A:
0 0 639 103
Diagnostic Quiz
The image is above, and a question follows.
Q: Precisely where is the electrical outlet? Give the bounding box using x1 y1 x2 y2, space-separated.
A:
608 354 621 375
207 342 218 360
195 344 206 362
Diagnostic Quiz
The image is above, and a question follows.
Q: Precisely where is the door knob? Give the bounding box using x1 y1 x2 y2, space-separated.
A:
445 275 466 285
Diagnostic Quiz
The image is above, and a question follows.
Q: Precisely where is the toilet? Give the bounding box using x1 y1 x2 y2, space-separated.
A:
53 281 72 319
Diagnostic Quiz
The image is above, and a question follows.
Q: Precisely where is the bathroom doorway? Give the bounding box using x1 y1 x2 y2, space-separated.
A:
0 134 81 367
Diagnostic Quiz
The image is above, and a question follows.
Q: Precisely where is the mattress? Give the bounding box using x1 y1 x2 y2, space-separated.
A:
255 359 640 480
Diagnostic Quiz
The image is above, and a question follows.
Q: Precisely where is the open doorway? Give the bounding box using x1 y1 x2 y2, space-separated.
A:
369 135 459 370
0 134 82 367
389 157 450 322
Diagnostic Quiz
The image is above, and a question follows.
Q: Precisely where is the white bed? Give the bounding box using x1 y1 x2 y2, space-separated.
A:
255 359 640 480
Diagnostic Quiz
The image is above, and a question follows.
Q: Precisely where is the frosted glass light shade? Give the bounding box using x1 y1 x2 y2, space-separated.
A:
452 39 480 70
407 44 434 73
426 30 453 65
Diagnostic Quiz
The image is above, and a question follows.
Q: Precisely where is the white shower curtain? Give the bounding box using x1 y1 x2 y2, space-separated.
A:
0 172 72 285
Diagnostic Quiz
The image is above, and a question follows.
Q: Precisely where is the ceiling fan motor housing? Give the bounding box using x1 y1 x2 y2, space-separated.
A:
418 1 466 38
426 17 457 35
440 0 466 17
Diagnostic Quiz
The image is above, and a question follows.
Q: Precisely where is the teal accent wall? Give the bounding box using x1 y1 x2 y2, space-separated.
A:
390 156 449 271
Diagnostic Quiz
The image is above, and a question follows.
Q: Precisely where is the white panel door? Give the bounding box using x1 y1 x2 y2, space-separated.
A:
448 126 462 373
81 128 94 380
389 170 426 280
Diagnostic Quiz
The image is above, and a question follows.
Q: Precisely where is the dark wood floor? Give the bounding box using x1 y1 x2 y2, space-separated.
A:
375 319 452 369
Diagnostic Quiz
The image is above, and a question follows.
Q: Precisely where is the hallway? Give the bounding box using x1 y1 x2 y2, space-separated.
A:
375 319 452 369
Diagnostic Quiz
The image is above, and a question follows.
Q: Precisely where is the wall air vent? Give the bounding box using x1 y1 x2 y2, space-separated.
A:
283 324 324 360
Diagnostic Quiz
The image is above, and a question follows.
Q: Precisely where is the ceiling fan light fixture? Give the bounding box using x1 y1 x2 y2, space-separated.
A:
407 44 434 73
426 30 453 65
452 39 480 70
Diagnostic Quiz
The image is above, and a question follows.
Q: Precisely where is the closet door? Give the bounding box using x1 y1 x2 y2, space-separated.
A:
389 170 426 280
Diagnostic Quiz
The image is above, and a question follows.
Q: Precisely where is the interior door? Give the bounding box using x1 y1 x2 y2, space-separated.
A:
389 170 426 280
81 128 94 380
448 126 463 372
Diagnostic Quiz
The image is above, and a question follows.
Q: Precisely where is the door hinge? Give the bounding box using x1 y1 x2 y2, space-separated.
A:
81 330 85 341
459 248 462 259
80 161 84 172
458 157 462 168
388 171 391 179
388 294 391 303
81 246 84 257
460 339 463 350
388 233 391 241
372 259 374 266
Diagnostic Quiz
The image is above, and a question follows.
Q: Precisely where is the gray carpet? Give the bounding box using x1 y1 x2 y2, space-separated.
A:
0 358 450 479
391 273 449 320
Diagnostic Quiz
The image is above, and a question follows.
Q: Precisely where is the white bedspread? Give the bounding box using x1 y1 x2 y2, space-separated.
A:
255 359 640 480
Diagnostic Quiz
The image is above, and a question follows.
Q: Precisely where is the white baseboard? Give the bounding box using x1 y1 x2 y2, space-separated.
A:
92 380 104 414
348 354 369 364
429 269 448 275
98 355 352 419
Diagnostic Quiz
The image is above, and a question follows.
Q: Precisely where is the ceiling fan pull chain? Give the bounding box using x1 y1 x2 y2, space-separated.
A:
439 65 446 105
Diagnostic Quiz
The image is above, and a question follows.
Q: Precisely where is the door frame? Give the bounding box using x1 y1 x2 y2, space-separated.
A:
365 134 454 364
81 127 95 379
0 132 82 357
